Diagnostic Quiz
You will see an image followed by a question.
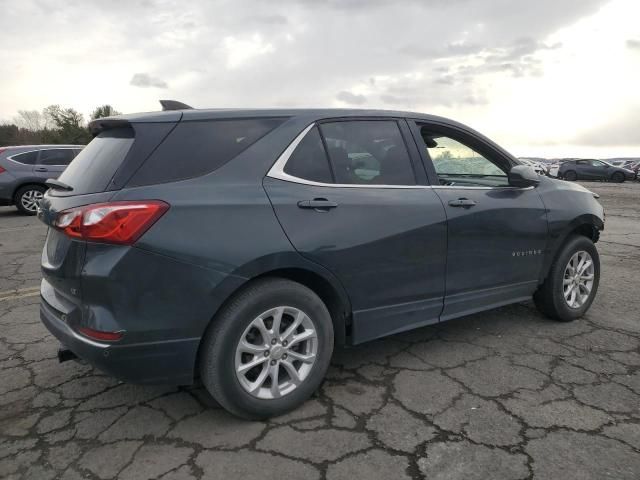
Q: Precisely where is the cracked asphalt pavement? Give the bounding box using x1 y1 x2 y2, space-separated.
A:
1 182 639 479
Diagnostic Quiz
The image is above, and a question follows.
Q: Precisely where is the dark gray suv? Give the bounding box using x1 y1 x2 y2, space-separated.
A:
558 158 636 182
38 106 604 418
0 145 84 214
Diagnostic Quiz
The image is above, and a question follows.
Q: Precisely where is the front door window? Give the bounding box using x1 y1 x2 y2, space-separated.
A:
421 129 509 187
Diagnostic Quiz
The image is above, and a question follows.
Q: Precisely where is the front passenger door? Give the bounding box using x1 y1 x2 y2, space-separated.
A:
411 122 548 320
587 159 609 180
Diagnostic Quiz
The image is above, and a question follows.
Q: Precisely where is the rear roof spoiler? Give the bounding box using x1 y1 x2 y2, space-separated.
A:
159 100 193 111
87 101 191 136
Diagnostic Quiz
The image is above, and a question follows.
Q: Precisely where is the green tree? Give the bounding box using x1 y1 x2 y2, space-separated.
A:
43 105 91 144
90 104 121 120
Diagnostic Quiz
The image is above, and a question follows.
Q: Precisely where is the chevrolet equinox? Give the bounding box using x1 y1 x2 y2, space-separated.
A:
38 103 604 419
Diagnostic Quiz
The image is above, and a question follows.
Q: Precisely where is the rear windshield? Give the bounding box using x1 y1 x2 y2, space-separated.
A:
56 128 134 195
126 118 286 187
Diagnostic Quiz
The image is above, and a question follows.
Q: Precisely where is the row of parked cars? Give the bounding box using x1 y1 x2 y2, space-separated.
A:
523 158 639 183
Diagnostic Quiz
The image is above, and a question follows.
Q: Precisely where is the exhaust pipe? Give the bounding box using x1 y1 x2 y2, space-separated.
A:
57 348 78 363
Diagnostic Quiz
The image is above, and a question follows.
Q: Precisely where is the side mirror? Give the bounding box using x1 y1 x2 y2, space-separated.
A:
508 165 540 188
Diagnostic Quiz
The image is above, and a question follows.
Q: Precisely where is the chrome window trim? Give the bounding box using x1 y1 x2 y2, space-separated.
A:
266 123 533 191
267 123 427 190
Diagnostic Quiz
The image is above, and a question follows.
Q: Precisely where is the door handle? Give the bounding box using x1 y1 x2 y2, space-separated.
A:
297 198 338 211
448 198 477 208
35 167 48 172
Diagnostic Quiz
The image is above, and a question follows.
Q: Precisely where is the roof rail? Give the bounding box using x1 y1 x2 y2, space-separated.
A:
159 100 193 111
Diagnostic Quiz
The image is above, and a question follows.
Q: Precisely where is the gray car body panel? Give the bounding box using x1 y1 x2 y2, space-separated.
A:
38 109 605 384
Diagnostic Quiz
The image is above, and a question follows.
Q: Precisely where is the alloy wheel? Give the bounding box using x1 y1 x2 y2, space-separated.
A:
20 189 43 213
234 306 318 399
563 250 595 308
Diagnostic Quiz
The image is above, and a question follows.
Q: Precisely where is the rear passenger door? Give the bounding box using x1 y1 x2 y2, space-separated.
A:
264 119 448 344
34 148 78 179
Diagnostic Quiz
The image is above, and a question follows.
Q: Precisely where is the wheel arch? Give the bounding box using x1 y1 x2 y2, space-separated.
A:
538 214 603 284
194 257 353 381
610 170 625 182
12 181 47 201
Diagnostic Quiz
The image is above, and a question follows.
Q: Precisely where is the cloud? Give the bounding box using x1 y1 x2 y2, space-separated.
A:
129 73 168 89
336 91 367 105
573 106 640 146
627 39 640 50
246 14 288 25
223 34 275 69
3 0 636 157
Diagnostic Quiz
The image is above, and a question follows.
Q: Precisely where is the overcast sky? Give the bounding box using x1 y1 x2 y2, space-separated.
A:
1 0 638 158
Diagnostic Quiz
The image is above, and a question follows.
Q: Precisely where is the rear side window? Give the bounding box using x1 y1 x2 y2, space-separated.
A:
319 121 416 185
56 128 134 195
9 151 38 165
284 127 333 183
38 149 76 166
128 118 286 186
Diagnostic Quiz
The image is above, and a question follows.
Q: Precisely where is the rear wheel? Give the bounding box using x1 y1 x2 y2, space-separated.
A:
534 235 600 322
611 171 625 183
199 278 334 419
14 185 45 215
563 170 577 181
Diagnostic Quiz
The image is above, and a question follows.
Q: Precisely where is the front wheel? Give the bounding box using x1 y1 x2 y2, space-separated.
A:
534 235 600 322
199 278 334 419
611 172 625 183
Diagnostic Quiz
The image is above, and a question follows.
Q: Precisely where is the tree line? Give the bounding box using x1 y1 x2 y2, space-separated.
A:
0 105 120 147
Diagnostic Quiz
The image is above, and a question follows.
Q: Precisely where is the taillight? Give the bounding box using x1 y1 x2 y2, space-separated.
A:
54 201 169 245
0 165 6 174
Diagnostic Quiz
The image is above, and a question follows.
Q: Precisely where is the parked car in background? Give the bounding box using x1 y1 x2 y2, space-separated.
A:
558 159 636 183
623 160 640 172
519 158 548 175
0 145 84 214
38 104 604 419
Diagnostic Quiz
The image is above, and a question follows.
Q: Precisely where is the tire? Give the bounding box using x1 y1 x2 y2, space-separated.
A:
564 170 577 181
534 235 600 322
199 278 334 419
611 172 625 183
14 184 46 215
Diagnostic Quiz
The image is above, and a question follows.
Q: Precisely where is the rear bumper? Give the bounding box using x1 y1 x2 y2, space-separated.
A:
40 294 199 385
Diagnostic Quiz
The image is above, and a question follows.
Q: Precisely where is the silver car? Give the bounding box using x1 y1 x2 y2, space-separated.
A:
0 145 83 214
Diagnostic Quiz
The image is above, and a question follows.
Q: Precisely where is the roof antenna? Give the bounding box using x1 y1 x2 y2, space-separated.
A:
159 100 193 111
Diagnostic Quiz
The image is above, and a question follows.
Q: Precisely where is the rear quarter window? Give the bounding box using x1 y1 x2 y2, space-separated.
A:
127 118 286 187
9 150 39 165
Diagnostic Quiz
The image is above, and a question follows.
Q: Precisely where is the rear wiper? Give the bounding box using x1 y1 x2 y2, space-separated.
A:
45 179 73 191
